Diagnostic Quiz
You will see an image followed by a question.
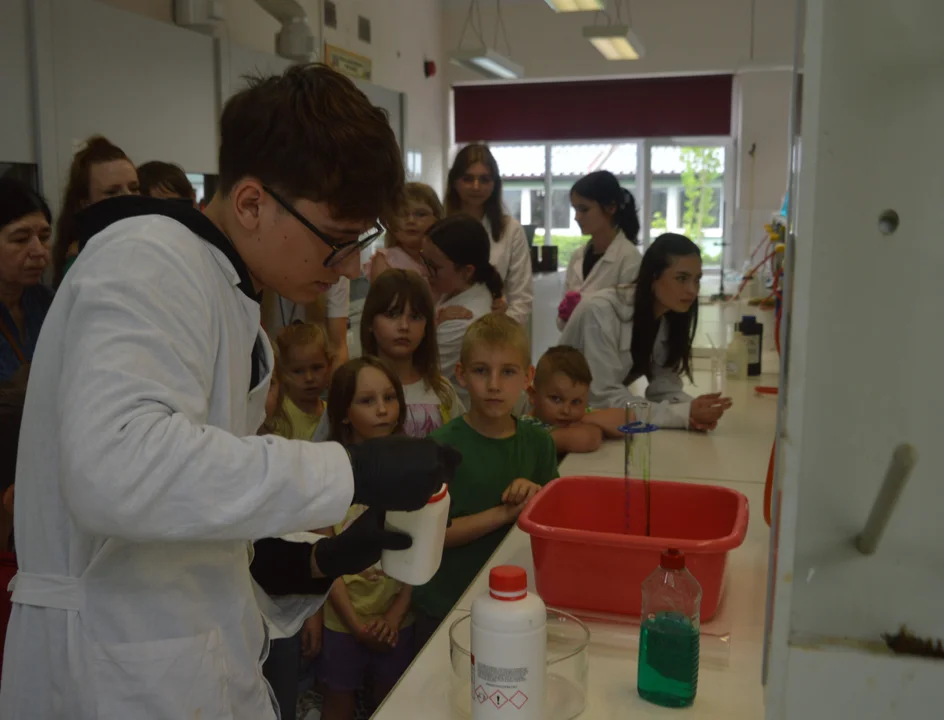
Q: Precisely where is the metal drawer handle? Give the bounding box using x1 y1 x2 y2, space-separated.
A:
856 443 918 555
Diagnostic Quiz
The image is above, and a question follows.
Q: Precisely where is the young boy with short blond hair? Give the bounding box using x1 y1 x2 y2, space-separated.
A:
526 345 627 454
412 315 558 647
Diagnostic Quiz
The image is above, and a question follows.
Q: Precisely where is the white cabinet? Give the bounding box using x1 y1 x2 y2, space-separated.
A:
766 1 944 717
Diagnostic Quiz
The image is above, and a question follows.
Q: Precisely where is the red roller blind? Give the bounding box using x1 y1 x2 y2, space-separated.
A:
454 74 733 142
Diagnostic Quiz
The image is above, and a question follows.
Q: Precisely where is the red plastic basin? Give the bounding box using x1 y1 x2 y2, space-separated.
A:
517 475 749 620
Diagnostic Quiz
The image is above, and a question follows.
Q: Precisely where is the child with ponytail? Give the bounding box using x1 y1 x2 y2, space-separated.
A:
421 214 504 400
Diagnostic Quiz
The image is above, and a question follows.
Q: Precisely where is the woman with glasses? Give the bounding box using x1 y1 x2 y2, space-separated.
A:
1 65 460 720
445 144 533 324
365 182 444 283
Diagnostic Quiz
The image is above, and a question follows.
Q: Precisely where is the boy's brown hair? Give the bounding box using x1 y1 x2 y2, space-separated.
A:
534 345 593 389
460 313 530 367
326 357 407 445
219 63 404 222
137 161 195 200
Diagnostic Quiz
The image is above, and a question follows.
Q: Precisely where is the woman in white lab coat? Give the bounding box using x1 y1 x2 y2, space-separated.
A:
559 233 732 431
558 171 643 329
0 65 458 720
422 214 503 402
445 144 533 325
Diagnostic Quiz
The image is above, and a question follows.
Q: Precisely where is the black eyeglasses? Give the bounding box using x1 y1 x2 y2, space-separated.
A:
264 185 385 268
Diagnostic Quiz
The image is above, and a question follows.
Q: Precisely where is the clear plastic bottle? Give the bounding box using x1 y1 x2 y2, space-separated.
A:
637 549 702 708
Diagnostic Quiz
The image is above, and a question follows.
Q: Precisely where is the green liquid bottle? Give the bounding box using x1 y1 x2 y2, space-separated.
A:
637 549 702 708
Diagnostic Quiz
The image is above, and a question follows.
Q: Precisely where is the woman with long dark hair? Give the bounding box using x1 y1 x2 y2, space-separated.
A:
558 233 732 430
558 171 643 328
445 144 532 324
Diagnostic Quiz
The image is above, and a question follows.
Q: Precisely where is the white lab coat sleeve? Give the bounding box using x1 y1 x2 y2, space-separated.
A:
436 317 472 378
563 249 582 295
503 222 534 325
559 299 637 410
645 363 693 429
58 239 354 542
618 247 643 286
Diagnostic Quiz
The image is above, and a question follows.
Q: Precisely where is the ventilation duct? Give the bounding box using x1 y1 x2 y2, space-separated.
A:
255 0 316 62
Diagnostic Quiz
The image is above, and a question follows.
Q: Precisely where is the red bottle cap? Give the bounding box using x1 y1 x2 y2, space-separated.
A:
488 565 528 601
661 549 685 570
427 484 449 504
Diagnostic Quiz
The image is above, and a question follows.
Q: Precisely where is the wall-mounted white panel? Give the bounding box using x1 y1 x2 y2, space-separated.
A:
0 0 36 164
50 0 217 177
352 79 404 150
219 44 404 150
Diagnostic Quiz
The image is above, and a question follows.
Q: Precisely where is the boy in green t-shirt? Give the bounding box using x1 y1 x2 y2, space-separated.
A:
412 314 559 649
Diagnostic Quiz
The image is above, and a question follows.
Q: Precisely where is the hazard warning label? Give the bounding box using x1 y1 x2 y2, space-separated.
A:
510 690 528 709
474 686 488 704
489 690 509 709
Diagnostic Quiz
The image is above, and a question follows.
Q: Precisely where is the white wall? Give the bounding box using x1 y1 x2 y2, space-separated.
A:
48 0 218 177
442 0 800 269
768 0 944 716
100 0 448 192
0 0 37 164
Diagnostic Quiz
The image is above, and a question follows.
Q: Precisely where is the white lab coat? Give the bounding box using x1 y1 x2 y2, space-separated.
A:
558 232 643 329
558 288 692 429
483 215 533 325
436 283 493 405
0 214 354 719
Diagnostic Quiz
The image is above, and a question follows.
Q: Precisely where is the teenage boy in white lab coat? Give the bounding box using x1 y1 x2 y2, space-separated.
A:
0 64 458 720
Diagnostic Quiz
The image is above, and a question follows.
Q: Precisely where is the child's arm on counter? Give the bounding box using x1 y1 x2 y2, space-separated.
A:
582 407 629 439
551 423 604 454
444 504 522 548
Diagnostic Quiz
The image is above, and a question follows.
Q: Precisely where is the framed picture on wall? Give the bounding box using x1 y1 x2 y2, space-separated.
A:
324 44 372 81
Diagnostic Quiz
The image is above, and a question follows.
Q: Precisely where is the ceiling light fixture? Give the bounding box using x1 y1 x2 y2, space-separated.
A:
451 0 524 80
583 24 645 60
450 47 524 80
543 0 605 11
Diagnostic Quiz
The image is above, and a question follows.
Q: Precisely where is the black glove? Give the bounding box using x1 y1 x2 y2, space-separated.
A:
347 436 462 511
313 507 412 580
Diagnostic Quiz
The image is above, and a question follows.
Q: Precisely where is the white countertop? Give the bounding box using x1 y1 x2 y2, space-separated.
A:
374 367 778 719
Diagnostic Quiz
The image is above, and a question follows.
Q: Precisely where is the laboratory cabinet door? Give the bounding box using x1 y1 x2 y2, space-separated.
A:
766 1 944 718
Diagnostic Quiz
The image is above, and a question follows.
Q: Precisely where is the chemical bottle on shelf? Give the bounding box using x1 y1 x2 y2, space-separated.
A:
740 315 763 376
382 483 450 585
725 324 748 380
637 549 702 708
471 566 546 719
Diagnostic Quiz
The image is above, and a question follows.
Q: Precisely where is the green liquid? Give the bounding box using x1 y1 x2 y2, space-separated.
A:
637 611 700 708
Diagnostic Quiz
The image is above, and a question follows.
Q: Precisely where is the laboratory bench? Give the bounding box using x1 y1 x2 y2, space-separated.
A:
374 368 779 718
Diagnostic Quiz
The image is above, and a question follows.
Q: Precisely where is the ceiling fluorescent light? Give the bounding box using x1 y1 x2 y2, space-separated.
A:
583 24 645 60
450 47 524 80
544 0 605 11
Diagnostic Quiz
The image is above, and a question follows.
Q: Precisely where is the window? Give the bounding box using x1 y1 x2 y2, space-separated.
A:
550 189 571 230
680 186 723 230
503 188 522 221
649 145 726 265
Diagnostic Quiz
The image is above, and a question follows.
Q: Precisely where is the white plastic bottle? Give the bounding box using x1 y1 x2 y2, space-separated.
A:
381 483 450 585
725 327 748 381
470 566 546 720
